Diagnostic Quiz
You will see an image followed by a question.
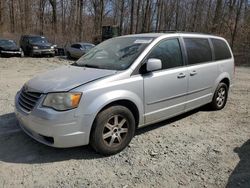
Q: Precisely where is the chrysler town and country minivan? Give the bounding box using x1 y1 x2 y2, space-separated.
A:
15 33 234 155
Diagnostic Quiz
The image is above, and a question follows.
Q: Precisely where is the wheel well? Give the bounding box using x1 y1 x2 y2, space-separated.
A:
98 100 140 128
220 78 230 88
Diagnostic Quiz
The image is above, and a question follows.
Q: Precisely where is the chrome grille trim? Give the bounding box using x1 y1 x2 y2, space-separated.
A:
18 89 42 112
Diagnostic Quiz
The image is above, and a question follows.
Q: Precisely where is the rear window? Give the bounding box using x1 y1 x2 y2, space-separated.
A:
211 38 232 60
184 38 212 65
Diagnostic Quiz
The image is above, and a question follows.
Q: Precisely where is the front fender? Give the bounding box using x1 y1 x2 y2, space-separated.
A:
83 90 144 125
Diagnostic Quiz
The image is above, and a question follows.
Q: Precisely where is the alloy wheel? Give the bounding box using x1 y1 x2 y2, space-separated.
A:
102 115 128 147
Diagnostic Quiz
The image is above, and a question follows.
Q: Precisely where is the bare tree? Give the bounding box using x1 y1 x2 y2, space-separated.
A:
211 0 223 32
0 1 3 32
39 0 47 35
92 0 104 36
119 0 125 35
231 0 245 49
49 0 57 35
24 0 31 32
9 0 15 33
130 0 135 34
135 0 142 33
78 0 84 41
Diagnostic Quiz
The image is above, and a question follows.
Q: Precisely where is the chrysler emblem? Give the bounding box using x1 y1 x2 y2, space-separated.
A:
23 85 29 93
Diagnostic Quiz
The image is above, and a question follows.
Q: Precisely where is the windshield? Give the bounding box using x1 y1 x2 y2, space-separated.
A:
74 37 155 70
0 40 16 47
29 37 48 43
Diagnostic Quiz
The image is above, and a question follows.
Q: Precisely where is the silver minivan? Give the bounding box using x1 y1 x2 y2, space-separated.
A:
15 33 234 155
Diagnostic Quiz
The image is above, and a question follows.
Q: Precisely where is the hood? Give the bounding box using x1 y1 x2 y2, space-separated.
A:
30 41 52 47
25 65 117 93
0 45 19 51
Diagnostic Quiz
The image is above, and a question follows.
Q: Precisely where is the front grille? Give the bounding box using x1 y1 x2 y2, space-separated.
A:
18 89 42 112
39 46 50 49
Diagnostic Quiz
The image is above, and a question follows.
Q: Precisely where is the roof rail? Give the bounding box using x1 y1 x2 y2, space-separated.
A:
149 30 212 35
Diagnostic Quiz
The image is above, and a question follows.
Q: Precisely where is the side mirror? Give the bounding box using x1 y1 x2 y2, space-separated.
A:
146 58 162 72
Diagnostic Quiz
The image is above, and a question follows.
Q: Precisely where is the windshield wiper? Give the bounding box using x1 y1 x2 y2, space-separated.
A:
83 64 100 69
71 62 100 69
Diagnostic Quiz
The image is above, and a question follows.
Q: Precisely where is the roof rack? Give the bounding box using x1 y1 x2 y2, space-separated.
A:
149 30 212 35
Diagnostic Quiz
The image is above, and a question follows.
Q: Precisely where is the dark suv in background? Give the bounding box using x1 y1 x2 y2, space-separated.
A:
20 35 56 57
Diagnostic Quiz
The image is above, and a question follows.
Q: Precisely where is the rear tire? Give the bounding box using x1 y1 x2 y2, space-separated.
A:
210 82 228 110
90 106 135 155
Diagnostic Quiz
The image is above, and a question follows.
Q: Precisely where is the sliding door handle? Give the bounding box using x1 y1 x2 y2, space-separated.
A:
177 73 186 79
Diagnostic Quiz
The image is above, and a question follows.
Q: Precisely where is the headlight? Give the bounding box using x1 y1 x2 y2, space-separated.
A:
43 92 82 111
33 46 39 49
51 46 54 49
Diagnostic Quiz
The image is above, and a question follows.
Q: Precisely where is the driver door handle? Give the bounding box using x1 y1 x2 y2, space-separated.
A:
190 70 197 76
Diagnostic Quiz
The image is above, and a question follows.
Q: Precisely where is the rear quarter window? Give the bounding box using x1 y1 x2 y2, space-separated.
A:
184 38 212 65
211 38 232 60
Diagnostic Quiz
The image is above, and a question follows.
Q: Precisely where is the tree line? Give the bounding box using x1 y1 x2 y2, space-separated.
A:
0 0 249 64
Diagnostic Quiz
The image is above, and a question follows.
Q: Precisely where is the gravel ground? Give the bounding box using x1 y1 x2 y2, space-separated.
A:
0 57 249 188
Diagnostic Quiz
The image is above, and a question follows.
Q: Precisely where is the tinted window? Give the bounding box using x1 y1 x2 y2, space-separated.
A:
184 38 212 65
211 38 231 60
29 37 48 43
71 44 80 49
0 40 16 47
148 39 183 69
84 45 94 50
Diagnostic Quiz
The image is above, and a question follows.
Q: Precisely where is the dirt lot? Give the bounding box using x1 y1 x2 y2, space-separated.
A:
0 57 249 188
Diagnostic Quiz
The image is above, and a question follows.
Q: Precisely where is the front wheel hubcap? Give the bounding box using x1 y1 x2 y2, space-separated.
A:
102 115 128 147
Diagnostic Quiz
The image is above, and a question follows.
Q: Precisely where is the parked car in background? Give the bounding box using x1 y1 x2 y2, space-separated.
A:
0 39 23 57
66 43 95 59
15 33 234 155
20 35 56 57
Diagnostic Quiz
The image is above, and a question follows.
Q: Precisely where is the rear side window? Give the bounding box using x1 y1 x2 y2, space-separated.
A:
84 45 94 50
184 38 212 65
71 44 80 49
211 38 232 60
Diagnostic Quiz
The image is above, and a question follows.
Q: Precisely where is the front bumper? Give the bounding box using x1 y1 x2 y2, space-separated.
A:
32 49 55 55
14 92 93 148
1 50 22 57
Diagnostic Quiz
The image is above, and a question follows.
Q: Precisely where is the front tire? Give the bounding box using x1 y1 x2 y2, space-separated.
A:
210 82 228 110
29 50 34 57
67 52 72 59
90 106 135 155
20 50 24 57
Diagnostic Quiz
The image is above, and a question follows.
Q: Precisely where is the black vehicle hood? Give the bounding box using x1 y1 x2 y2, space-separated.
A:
0 45 19 51
30 42 53 47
